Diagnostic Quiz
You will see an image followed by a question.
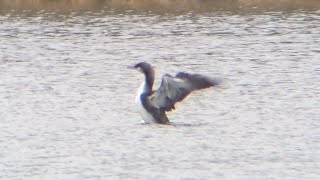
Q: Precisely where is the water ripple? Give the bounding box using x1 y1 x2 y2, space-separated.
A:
0 8 319 179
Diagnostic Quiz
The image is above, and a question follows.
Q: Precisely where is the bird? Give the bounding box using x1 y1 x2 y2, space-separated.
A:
129 62 222 124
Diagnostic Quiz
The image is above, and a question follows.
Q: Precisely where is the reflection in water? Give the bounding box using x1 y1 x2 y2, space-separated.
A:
0 0 320 12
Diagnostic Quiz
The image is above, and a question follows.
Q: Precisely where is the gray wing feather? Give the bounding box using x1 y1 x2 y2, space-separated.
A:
148 72 222 112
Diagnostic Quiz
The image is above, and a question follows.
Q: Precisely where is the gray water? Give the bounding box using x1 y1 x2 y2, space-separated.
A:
1 4 320 180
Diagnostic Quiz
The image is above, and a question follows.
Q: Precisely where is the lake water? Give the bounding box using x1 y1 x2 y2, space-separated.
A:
0 1 320 179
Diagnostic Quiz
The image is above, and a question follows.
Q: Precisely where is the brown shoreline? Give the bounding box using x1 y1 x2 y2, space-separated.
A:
0 0 319 11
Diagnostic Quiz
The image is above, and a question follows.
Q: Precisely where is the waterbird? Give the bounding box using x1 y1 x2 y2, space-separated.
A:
129 62 222 124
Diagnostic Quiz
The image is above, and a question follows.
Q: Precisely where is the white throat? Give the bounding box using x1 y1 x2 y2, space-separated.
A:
135 82 146 101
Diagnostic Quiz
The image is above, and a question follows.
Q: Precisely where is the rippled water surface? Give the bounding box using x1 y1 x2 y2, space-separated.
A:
1 3 320 179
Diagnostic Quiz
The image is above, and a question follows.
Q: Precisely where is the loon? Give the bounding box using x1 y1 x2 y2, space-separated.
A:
130 62 222 124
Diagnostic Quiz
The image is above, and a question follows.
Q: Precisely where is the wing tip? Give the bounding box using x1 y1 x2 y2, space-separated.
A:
175 71 224 89
208 76 223 86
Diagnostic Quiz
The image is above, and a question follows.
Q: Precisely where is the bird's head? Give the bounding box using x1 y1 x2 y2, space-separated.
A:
129 62 154 76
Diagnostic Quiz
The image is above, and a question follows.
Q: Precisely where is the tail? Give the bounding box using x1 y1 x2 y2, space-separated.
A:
156 112 171 125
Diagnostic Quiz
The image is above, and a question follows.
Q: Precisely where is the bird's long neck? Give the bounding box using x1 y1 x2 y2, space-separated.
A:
142 70 154 95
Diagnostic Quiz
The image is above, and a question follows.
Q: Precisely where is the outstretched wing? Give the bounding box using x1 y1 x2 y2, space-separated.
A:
148 72 222 112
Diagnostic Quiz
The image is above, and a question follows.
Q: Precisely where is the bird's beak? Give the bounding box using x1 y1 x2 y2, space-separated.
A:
127 65 136 70
127 65 143 73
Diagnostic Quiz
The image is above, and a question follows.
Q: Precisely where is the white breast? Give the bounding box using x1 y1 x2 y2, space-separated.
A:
135 82 156 124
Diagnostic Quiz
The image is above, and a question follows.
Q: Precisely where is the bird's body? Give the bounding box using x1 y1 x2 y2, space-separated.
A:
135 81 158 124
130 62 221 124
